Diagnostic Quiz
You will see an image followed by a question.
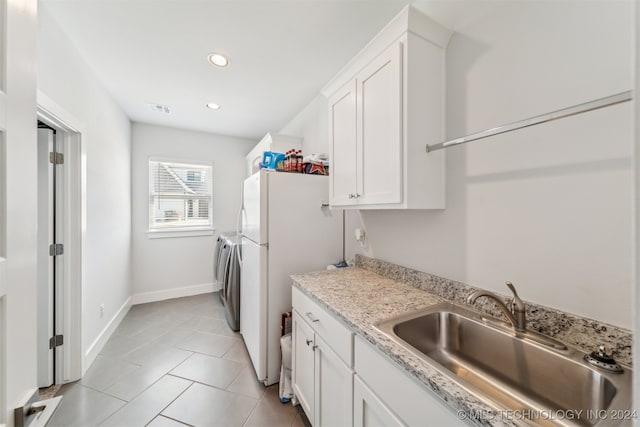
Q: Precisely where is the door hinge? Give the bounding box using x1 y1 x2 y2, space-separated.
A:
49 243 64 256
49 335 63 349
49 152 64 165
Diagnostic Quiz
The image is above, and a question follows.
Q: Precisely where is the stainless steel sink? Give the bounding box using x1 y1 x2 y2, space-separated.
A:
374 302 632 426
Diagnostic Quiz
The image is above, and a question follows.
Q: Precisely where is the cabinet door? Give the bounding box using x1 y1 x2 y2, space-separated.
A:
314 335 354 427
292 311 316 421
357 41 403 205
354 376 405 427
329 80 358 206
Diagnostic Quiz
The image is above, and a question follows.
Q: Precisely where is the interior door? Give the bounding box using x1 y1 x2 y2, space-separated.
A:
1 0 38 422
37 129 54 387
36 127 65 387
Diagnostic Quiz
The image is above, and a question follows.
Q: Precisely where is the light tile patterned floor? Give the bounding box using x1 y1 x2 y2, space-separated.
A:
48 293 308 427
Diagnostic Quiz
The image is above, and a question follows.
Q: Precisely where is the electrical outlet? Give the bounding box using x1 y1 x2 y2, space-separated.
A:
99 304 105 318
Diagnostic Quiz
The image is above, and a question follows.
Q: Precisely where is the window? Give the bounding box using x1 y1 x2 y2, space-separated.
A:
187 171 201 181
149 159 213 232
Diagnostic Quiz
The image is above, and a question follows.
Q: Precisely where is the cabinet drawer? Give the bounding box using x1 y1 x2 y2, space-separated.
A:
292 287 353 367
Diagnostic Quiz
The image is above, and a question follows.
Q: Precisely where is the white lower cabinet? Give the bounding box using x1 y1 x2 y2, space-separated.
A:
354 336 463 426
292 310 316 420
292 310 354 426
292 287 354 427
353 376 404 427
314 334 354 427
292 288 463 427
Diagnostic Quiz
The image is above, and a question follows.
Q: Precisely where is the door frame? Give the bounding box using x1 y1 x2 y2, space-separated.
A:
37 91 85 382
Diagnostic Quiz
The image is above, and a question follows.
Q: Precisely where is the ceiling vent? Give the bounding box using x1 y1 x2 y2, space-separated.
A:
147 103 171 114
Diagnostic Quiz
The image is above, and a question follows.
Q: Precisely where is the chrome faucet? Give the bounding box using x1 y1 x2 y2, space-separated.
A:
467 282 526 332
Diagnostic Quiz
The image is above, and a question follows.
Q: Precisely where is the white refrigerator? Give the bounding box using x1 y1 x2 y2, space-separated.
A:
239 169 343 386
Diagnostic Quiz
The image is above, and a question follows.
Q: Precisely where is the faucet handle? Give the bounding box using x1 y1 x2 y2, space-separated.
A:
505 281 518 297
505 281 525 312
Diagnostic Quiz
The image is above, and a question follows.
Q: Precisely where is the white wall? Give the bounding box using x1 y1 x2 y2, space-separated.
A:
279 95 329 156
280 1 634 328
131 123 255 299
38 6 133 360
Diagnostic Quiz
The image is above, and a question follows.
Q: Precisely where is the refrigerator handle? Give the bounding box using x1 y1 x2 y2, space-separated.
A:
236 223 243 266
236 205 244 238
236 182 245 266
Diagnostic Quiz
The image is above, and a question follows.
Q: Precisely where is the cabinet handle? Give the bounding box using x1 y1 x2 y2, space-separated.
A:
348 194 354 199
306 339 313 346
312 345 318 351
355 193 361 198
306 312 320 323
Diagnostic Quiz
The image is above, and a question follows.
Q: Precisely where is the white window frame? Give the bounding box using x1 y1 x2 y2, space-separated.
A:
147 157 214 239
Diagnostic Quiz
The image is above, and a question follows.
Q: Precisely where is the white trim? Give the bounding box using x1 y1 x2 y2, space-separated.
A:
0 91 6 131
0 258 6 298
149 156 214 167
37 92 85 133
84 296 131 372
147 228 214 239
0 295 5 424
131 283 214 305
37 91 86 382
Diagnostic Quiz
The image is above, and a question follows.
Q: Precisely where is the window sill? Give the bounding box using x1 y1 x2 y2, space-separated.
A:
147 228 215 239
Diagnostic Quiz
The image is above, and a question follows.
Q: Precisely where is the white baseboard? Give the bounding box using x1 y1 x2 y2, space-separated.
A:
84 296 132 372
131 283 215 305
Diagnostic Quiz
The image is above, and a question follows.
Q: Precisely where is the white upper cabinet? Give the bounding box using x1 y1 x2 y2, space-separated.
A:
328 82 357 206
324 6 452 209
356 41 403 206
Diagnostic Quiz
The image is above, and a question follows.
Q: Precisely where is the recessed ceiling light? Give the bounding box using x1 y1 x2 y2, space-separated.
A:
208 53 229 67
206 102 220 110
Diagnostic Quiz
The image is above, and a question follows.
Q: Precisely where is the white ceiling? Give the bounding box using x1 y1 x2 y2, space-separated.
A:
41 0 420 140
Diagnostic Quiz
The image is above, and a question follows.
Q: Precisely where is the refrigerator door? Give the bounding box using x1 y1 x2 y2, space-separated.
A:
242 171 268 245
263 173 343 385
240 236 268 383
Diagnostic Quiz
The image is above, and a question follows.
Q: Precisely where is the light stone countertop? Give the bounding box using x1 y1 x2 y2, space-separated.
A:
291 267 520 427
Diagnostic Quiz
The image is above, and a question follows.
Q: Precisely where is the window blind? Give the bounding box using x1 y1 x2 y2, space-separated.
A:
149 159 213 230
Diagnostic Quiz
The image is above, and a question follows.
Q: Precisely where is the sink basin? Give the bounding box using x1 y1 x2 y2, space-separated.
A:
375 302 632 426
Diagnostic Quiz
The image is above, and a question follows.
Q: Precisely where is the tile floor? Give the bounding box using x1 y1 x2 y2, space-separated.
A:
48 293 308 427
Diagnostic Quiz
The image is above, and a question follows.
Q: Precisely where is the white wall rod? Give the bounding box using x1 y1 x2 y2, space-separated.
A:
426 90 632 153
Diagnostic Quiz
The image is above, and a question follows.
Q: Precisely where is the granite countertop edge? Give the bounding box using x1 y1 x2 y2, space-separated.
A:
291 267 518 427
